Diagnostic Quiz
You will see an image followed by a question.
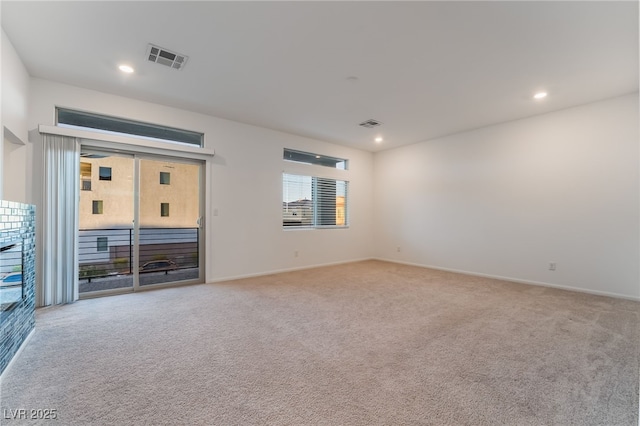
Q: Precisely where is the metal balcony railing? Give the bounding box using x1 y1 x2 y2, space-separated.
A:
78 227 199 282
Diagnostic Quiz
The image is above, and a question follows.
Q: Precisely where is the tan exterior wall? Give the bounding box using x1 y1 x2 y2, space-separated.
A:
140 159 200 228
79 156 199 229
79 156 134 229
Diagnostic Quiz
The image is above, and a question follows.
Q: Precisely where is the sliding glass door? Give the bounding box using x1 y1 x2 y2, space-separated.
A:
78 150 203 295
78 151 135 293
138 157 202 287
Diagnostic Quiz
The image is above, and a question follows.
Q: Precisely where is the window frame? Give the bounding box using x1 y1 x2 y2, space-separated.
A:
282 172 349 229
98 166 112 181
81 179 92 191
92 200 104 215
96 237 108 252
159 171 171 185
160 203 170 217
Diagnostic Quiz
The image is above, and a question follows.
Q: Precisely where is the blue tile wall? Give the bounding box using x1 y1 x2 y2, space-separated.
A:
0 200 36 376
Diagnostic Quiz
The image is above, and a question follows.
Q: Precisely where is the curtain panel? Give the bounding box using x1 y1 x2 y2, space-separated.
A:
41 134 80 305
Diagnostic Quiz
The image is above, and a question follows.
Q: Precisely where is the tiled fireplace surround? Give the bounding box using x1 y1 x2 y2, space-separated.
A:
0 200 36 375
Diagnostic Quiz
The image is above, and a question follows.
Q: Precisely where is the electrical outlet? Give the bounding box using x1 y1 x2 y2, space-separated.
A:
396 246 401 252
549 262 556 271
294 250 299 258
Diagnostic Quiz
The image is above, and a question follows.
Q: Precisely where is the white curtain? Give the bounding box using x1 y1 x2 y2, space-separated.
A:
41 134 80 305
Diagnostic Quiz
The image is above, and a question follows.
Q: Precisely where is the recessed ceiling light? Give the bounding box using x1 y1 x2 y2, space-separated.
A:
375 137 383 143
315 155 321 159
118 64 134 74
533 92 548 100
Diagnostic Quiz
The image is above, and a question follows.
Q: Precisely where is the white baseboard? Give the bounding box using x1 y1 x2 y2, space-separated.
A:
0 328 35 383
373 257 640 302
208 257 374 284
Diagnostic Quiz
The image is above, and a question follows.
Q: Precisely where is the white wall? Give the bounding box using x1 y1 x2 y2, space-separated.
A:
1 28 31 203
374 93 640 299
28 79 374 284
12 64 639 300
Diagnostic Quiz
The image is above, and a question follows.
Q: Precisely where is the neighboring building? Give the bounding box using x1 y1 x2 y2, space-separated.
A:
79 155 200 229
282 196 345 227
78 156 200 268
283 198 313 226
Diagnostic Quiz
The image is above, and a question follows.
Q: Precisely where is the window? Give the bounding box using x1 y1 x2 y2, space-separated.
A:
160 172 171 185
96 237 108 252
80 162 92 191
57 108 204 147
284 149 348 170
161 203 170 217
92 200 104 215
99 167 112 181
282 174 348 228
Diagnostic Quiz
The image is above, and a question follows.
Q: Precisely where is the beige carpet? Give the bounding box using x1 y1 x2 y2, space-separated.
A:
1 260 638 425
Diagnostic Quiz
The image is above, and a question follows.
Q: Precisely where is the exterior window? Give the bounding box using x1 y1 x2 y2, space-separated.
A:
80 162 92 191
160 172 171 185
92 200 104 215
96 237 108 252
161 203 170 217
284 148 348 170
282 174 348 228
99 167 112 181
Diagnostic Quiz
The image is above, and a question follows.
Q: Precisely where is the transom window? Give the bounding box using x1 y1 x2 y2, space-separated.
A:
57 108 204 147
283 148 348 170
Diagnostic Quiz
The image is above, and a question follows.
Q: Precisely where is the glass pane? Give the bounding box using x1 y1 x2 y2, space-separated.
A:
315 178 337 226
337 180 348 226
98 167 112 181
283 149 348 170
283 174 348 228
160 172 170 185
58 108 204 146
283 174 313 226
79 152 134 293
139 158 200 286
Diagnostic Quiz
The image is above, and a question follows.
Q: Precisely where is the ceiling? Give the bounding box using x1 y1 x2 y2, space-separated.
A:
2 1 638 152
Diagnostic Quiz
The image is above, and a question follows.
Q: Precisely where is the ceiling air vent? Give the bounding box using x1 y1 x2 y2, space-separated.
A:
146 44 188 70
359 119 382 128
